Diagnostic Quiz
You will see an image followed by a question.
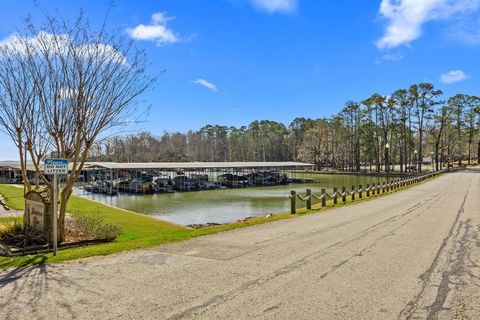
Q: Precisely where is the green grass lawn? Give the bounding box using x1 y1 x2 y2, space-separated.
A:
0 184 197 268
0 173 442 268
0 183 324 268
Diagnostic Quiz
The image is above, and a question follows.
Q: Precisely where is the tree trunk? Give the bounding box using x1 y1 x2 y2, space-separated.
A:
418 128 423 173
477 138 480 164
18 134 32 227
468 138 472 165
399 141 404 173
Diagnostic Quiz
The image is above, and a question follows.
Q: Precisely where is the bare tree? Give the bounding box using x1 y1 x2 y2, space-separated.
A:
410 83 442 172
0 41 36 196
0 11 154 241
429 103 452 171
465 96 480 164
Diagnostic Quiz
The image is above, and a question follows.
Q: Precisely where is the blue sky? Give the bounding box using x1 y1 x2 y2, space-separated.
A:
0 0 479 159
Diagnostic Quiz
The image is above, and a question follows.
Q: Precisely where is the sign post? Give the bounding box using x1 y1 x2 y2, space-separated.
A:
44 158 69 256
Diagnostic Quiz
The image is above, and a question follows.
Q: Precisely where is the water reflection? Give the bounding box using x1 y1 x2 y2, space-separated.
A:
75 174 387 225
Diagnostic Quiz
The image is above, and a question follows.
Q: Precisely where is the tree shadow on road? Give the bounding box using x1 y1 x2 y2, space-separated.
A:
0 255 103 320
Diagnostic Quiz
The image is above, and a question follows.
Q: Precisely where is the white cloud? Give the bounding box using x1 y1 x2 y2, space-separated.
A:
250 0 298 13
376 0 480 49
151 12 173 25
440 69 469 83
194 79 218 92
382 52 404 61
0 31 127 65
447 15 480 44
126 12 179 46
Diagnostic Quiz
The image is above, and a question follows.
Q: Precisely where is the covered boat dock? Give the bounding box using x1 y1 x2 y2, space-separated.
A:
0 161 38 184
81 161 314 195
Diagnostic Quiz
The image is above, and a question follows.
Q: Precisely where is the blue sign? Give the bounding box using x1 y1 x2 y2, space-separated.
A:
44 158 69 175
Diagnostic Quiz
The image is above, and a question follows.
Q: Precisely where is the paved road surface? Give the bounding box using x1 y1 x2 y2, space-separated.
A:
1 168 479 320
0 195 22 218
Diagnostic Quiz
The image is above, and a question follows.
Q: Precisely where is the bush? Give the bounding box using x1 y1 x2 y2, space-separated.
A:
68 212 122 241
0 221 47 248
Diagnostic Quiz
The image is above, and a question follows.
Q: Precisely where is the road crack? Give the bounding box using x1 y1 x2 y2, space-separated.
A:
398 178 473 320
166 185 449 319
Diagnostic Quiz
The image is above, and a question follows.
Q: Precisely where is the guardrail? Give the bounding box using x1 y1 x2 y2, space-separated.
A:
289 167 465 214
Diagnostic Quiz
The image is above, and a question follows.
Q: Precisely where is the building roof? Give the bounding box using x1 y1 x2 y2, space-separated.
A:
0 161 40 172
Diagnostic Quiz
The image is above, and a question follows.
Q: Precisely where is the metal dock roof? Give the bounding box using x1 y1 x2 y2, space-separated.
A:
84 161 314 170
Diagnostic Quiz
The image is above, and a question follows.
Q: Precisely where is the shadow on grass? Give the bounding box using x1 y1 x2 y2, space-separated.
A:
0 255 47 270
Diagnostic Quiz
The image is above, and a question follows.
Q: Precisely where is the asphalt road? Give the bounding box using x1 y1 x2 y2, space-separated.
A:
1 168 479 320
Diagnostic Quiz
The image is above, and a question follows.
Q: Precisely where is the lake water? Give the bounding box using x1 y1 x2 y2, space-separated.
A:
75 174 388 225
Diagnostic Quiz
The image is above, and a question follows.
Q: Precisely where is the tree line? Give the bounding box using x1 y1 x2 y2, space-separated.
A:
89 83 480 173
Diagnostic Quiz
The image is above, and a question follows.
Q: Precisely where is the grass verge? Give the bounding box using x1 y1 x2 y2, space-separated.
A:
0 173 443 268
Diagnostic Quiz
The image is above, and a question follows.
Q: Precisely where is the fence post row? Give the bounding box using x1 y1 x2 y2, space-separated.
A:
290 169 447 214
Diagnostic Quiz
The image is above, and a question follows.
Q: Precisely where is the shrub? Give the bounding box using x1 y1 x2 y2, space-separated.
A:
68 212 122 241
0 221 47 248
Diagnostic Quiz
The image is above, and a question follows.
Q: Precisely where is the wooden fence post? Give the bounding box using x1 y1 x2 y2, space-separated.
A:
290 190 296 214
382 182 385 194
333 187 338 204
351 186 355 201
321 188 326 207
306 189 312 210
359 185 363 198
366 184 370 197
342 187 346 203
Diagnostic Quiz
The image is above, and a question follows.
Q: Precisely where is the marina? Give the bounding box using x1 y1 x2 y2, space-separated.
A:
80 161 315 195
76 173 386 225
1 160 408 225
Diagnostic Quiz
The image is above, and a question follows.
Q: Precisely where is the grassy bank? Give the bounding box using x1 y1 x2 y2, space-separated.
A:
0 173 443 268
